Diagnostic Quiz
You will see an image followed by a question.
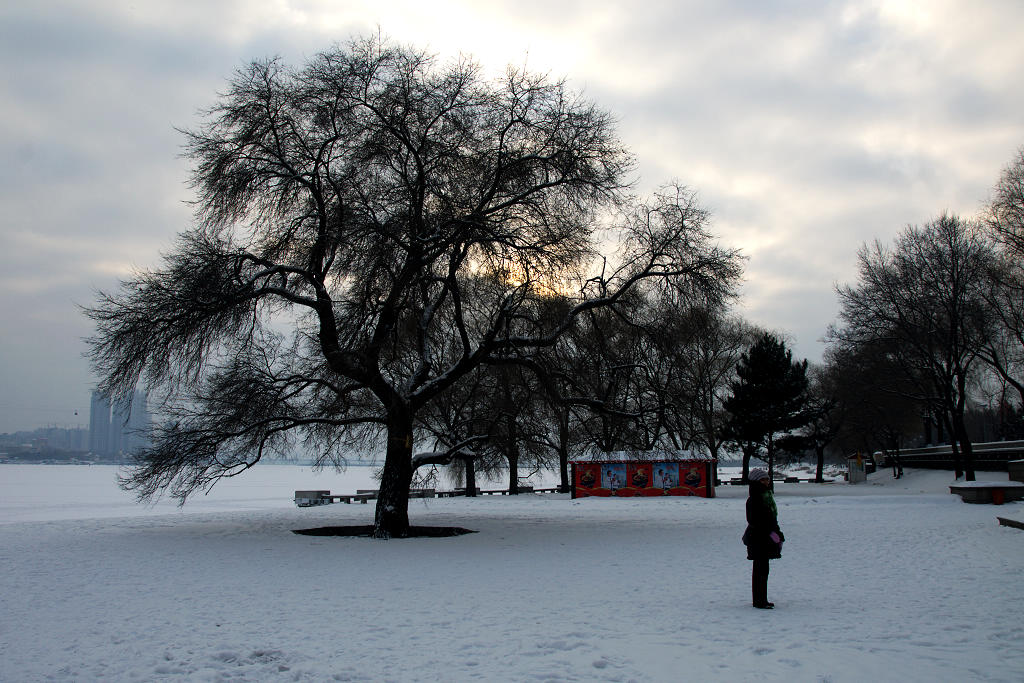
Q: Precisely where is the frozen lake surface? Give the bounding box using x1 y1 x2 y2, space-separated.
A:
0 462 562 523
1 464 1022 681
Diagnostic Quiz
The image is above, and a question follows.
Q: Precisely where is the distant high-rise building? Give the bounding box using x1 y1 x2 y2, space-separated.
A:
121 391 152 456
109 397 127 456
88 391 111 455
89 389 152 458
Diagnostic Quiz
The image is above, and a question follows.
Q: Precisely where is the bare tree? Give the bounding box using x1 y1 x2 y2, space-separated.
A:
833 215 996 480
821 341 922 476
980 148 1024 405
781 364 841 483
678 314 755 468
562 244 745 460
415 365 496 496
985 146 1024 257
628 301 709 452
85 37 740 537
561 302 642 453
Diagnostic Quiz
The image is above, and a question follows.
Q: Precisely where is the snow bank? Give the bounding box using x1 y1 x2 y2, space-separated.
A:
1 466 1021 681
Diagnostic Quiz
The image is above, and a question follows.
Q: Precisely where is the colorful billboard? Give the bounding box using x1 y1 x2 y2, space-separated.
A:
572 460 713 498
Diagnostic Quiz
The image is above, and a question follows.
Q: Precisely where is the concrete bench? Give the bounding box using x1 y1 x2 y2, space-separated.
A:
325 494 350 503
328 493 374 504
949 481 1024 504
294 490 331 507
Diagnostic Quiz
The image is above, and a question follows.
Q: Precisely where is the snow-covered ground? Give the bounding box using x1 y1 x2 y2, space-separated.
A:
1 464 1022 682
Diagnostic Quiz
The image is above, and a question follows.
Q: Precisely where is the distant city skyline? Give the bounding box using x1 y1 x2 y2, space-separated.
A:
0 424 88 451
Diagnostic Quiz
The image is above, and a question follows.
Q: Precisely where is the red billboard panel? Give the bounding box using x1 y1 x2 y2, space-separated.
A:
572 460 713 498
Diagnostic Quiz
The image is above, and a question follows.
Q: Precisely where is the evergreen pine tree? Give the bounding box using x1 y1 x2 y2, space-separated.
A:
724 333 811 483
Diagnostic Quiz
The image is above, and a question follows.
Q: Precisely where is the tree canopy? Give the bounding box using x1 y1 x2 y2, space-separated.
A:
85 36 741 537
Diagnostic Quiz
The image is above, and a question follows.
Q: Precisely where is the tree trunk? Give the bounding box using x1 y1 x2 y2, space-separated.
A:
950 438 963 480
950 410 976 481
814 445 825 483
557 410 571 494
374 408 414 538
507 445 520 495
954 369 976 481
505 412 520 495
942 412 964 479
708 440 721 485
463 456 477 497
891 448 903 479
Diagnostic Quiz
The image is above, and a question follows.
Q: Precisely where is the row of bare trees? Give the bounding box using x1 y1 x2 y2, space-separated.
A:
825 149 1024 480
413 286 761 495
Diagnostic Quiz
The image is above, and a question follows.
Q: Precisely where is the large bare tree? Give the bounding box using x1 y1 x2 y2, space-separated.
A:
981 147 1024 405
833 215 997 480
86 37 739 537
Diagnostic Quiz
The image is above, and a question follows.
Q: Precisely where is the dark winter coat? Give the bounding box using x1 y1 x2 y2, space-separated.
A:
743 482 784 561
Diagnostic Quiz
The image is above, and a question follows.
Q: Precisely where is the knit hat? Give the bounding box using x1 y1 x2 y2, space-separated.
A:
748 468 770 482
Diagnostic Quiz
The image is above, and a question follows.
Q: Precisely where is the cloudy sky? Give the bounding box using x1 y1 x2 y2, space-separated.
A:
2 0 1023 433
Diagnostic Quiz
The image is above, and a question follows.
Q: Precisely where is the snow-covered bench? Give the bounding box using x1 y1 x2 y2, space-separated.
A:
949 481 1024 504
294 490 370 505
481 485 534 495
356 488 433 498
295 489 436 506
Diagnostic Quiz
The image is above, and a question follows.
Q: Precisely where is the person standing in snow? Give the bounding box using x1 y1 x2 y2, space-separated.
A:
743 468 784 609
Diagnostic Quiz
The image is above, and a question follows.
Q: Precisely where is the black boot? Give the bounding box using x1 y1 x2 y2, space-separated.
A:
752 563 773 608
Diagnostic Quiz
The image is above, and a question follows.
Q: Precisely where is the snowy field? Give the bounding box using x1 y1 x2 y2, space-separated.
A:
1 464 1022 682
